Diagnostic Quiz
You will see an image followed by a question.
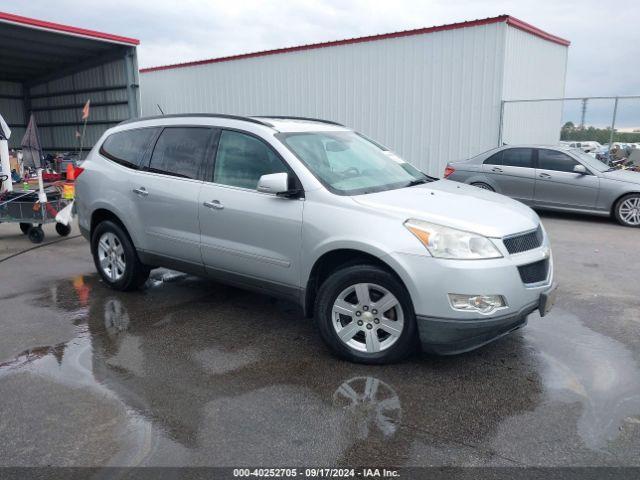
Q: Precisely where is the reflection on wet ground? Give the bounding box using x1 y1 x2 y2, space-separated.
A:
0 264 638 467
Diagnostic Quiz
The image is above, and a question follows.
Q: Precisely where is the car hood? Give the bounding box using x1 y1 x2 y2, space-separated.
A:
352 180 539 238
601 169 640 184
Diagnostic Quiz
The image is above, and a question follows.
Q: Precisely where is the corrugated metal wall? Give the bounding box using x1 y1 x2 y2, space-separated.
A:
141 23 508 176
0 81 26 148
500 26 568 145
29 56 139 157
141 22 568 176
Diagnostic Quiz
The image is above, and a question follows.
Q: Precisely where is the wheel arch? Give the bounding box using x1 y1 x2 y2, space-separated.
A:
303 247 411 318
610 190 640 217
89 207 138 252
465 174 499 192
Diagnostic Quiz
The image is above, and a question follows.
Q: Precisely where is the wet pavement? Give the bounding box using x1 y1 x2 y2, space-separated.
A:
0 211 639 467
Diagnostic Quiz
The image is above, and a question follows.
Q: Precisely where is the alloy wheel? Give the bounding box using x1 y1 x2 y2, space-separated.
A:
331 283 404 353
97 232 126 282
619 197 640 226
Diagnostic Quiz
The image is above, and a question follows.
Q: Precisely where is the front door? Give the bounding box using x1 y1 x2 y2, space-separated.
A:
199 129 304 291
533 148 599 209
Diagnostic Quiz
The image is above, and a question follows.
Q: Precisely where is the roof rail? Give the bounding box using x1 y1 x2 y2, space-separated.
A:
118 113 274 127
257 116 344 126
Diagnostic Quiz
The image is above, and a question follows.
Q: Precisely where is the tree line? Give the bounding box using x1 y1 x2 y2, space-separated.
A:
561 122 640 144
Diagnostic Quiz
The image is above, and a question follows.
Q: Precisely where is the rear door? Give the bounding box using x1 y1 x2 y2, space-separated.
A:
198 129 304 292
481 148 535 202
533 148 599 209
97 127 159 251
132 126 215 265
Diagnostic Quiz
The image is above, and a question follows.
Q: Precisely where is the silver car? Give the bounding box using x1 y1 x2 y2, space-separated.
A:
76 115 556 364
445 145 640 227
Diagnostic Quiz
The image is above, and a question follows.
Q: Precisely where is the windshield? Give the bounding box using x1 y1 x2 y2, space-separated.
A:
570 148 609 172
279 131 430 195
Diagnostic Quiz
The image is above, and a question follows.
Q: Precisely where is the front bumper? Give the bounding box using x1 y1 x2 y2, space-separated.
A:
416 282 556 354
389 242 555 354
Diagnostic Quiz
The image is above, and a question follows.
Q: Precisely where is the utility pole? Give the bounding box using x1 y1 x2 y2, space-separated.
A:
580 98 588 129
608 97 619 147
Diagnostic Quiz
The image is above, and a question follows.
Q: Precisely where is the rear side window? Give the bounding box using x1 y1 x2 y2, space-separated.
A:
501 148 533 168
538 149 581 173
100 128 157 169
484 151 503 165
148 127 212 179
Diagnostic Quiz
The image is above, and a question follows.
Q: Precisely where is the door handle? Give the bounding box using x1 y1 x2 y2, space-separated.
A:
491 167 503 173
203 200 224 210
132 187 148 197
538 173 551 179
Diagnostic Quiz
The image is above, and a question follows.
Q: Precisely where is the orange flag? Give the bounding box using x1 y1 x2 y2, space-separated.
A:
81 100 91 120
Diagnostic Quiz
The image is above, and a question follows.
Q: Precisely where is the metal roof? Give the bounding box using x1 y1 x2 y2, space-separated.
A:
140 14 570 74
0 11 139 83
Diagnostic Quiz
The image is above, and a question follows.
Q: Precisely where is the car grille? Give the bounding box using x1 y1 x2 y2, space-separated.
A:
503 226 544 254
518 259 549 284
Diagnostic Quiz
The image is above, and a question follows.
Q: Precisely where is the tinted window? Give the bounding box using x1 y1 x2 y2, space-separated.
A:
100 128 157 168
538 149 581 173
484 151 503 165
148 127 211 179
213 130 289 189
502 148 533 168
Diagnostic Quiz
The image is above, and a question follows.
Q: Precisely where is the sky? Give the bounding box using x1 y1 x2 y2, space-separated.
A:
2 0 639 127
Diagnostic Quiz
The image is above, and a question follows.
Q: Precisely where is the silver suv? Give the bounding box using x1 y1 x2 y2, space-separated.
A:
76 115 557 364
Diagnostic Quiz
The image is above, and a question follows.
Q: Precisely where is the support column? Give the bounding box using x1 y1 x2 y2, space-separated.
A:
123 47 140 119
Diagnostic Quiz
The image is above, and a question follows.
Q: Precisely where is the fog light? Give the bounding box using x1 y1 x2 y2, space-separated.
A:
448 294 506 314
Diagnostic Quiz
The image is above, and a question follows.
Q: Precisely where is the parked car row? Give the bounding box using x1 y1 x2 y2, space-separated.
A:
559 140 601 153
445 145 640 227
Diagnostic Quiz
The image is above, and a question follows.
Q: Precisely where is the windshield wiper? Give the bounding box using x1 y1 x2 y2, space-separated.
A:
405 178 429 187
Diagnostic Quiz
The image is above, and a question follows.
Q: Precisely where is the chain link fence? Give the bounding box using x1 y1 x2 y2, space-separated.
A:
499 96 640 154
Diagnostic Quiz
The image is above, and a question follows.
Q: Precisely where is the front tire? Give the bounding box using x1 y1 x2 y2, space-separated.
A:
91 220 150 291
614 194 640 227
315 264 418 364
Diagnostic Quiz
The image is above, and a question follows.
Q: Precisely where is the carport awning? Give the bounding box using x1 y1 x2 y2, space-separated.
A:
0 11 139 84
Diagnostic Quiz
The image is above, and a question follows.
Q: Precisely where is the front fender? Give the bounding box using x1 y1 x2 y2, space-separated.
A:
303 237 422 301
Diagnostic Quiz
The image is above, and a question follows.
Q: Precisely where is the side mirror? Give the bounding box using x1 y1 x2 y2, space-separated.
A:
573 164 587 174
257 172 290 195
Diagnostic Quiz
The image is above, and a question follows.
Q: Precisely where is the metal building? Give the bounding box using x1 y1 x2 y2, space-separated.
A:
0 12 140 156
140 15 569 176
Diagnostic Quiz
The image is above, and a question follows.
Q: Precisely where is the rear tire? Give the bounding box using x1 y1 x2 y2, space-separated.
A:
471 182 494 191
19 223 32 235
614 193 640 227
91 220 150 291
315 264 418 364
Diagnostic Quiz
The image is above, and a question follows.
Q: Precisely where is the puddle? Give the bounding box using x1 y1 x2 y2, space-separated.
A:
333 376 402 439
2 272 640 466
525 310 640 450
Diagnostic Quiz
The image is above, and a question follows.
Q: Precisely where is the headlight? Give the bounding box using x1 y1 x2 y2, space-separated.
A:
404 219 502 259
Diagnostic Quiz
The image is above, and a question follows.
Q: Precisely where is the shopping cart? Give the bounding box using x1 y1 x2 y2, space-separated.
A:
0 180 72 243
